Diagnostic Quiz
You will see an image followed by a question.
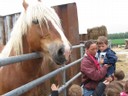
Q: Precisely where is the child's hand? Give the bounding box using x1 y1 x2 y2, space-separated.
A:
105 76 113 82
51 84 59 91
99 58 104 64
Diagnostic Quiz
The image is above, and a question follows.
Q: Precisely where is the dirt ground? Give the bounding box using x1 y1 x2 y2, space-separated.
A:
112 47 128 80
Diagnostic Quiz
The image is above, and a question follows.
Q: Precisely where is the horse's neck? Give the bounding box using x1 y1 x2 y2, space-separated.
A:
20 60 42 77
19 36 43 77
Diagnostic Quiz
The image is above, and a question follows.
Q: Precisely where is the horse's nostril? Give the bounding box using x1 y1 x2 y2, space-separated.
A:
53 47 66 65
58 47 64 56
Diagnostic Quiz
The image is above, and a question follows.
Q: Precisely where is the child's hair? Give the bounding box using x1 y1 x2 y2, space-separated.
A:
97 36 108 45
84 40 96 49
104 81 123 96
124 80 128 93
114 70 125 80
68 84 82 96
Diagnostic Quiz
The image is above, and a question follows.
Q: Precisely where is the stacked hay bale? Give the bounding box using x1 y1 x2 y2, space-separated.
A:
125 39 128 49
87 25 108 40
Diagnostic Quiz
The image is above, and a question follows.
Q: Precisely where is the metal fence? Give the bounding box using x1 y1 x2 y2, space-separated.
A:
0 43 85 96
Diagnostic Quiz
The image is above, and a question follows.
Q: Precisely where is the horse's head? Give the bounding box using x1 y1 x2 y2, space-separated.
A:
22 0 71 65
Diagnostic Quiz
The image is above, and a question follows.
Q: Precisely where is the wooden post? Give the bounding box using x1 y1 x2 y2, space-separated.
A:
54 3 81 84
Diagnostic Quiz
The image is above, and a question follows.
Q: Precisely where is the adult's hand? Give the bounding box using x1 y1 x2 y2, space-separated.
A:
104 64 111 68
103 80 110 85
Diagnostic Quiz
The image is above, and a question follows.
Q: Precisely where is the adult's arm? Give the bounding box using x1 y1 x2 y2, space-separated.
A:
81 57 108 81
91 82 106 96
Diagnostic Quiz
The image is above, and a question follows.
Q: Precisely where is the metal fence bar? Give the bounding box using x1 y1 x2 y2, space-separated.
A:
58 72 82 92
49 72 82 96
0 45 83 67
0 52 42 67
3 57 83 96
72 44 84 49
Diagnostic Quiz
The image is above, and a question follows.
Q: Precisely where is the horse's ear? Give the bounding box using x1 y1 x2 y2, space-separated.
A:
22 0 28 10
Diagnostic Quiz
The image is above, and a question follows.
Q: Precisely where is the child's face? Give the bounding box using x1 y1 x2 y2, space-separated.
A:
98 43 108 52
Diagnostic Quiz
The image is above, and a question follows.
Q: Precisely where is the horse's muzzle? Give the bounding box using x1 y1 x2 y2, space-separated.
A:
53 46 71 65
53 47 66 65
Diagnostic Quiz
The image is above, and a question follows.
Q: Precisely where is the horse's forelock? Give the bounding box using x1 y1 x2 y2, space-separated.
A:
25 2 61 27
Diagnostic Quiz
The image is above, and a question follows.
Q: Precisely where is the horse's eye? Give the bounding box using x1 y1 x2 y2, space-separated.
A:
32 19 39 24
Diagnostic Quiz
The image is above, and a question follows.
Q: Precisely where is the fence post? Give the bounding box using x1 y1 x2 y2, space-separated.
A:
62 63 66 96
80 43 84 57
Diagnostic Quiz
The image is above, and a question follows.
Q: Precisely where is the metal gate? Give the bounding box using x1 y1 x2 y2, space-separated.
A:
0 43 84 96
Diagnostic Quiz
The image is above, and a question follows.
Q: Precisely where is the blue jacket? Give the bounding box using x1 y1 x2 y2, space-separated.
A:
96 48 118 76
97 48 117 66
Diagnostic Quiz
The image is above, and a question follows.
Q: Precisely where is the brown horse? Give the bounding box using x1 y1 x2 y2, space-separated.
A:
0 0 71 96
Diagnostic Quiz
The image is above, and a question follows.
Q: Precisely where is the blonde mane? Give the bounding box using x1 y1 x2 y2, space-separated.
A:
0 2 63 57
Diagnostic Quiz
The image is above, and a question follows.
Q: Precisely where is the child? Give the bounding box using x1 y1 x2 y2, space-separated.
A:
114 69 126 86
68 84 82 96
104 81 124 96
114 69 125 81
51 84 82 96
96 36 118 78
51 81 110 96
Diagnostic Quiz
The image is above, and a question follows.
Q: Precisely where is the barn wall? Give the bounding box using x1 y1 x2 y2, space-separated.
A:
0 13 20 45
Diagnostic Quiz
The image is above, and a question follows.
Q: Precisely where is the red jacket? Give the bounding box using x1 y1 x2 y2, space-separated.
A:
81 54 108 90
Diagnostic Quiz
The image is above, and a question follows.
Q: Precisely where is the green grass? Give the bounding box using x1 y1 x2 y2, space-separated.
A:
109 38 127 45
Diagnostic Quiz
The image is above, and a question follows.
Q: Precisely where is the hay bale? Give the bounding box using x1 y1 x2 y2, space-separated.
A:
87 25 108 40
125 39 128 49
